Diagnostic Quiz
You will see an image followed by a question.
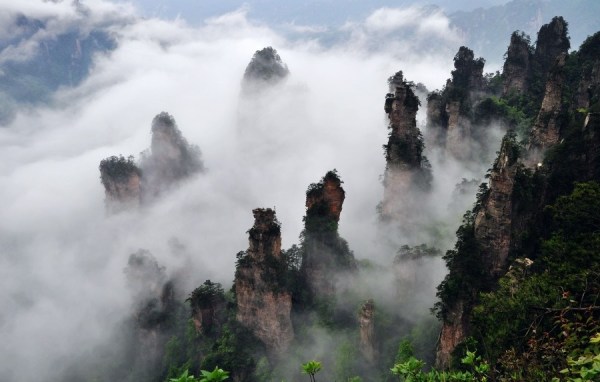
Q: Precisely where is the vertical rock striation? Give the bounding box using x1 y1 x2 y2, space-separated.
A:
234 208 294 354
533 16 570 76
474 136 521 278
502 32 532 96
301 171 356 298
359 299 377 363
425 47 487 161
188 280 226 335
528 53 567 161
380 71 431 224
435 18 597 368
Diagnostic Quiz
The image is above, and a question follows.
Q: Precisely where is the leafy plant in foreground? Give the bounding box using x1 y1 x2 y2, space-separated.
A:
302 360 322 382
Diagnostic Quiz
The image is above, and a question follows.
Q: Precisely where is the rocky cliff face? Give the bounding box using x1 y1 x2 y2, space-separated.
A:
234 208 294 354
141 112 205 199
241 47 289 93
436 135 524 368
474 137 521 278
302 171 356 298
359 300 377 363
425 47 487 161
574 32 600 110
436 18 599 368
188 280 226 335
534 16 570 76
306 171 345 223
124 250 177 380
380 71 431 223
502 32 532 96
528 53 567 162
99 155 142 213
100 112 204 212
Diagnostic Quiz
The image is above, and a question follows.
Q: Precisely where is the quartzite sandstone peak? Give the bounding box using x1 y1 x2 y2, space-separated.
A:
302 171 356 297
99 112 204 212
425 46 487 161
436 17 600 368
380 71 431 224
241 46 289 93
234 208 294 354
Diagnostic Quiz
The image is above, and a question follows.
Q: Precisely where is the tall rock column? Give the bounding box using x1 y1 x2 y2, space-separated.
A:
528 53 567 162
359 299 377 363
502 31 532 96
99 155 142 213
425 47 486 161
302 170 356 298
234 208 294 354
380 71 431 224
436 135 521 367
473 136 521 277
141 112 205 199
533 16 570 76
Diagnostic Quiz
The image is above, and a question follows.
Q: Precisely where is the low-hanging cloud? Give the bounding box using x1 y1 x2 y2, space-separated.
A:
364 5 460 41
0 1 495 380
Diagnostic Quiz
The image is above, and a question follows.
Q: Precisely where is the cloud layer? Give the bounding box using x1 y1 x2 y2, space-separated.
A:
0 1 485 380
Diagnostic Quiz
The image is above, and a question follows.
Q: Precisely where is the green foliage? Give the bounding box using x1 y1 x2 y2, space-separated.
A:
187 280 225 310
243 46 289 83
557 333 600 382
495 131 521 169
199 366 229 382
302 360 322 382
466 182 600 379
200 322 263 381
396 340 415 364
434 211 486 320
389 350 489 381
334 340 361 382
99 155 140 185
383 130 426 169
545 182 600 238
473 96 531 133
304 170 344 235
395 245 441 262
170 369 199 382
483 71 503 95
169 367 229 382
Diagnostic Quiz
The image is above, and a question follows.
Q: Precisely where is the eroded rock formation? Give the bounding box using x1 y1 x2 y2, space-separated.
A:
527 53 567 162
99 112 204 212
301 171 356 297
241 47 289 93
359 299 377 363
574 32 600 110
234 208 294 354
380 71 431 223
502 31 532 96
435 18 597 368
99 155 142 213
474 137 521 277
425 47 487 160
435 135 521 367
188 280 226 335
124 250 177 379
140 112 205 199
534 16 570 76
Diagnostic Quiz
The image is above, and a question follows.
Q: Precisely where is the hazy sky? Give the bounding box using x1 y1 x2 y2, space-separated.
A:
0 1 503 380
116 0 512 26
